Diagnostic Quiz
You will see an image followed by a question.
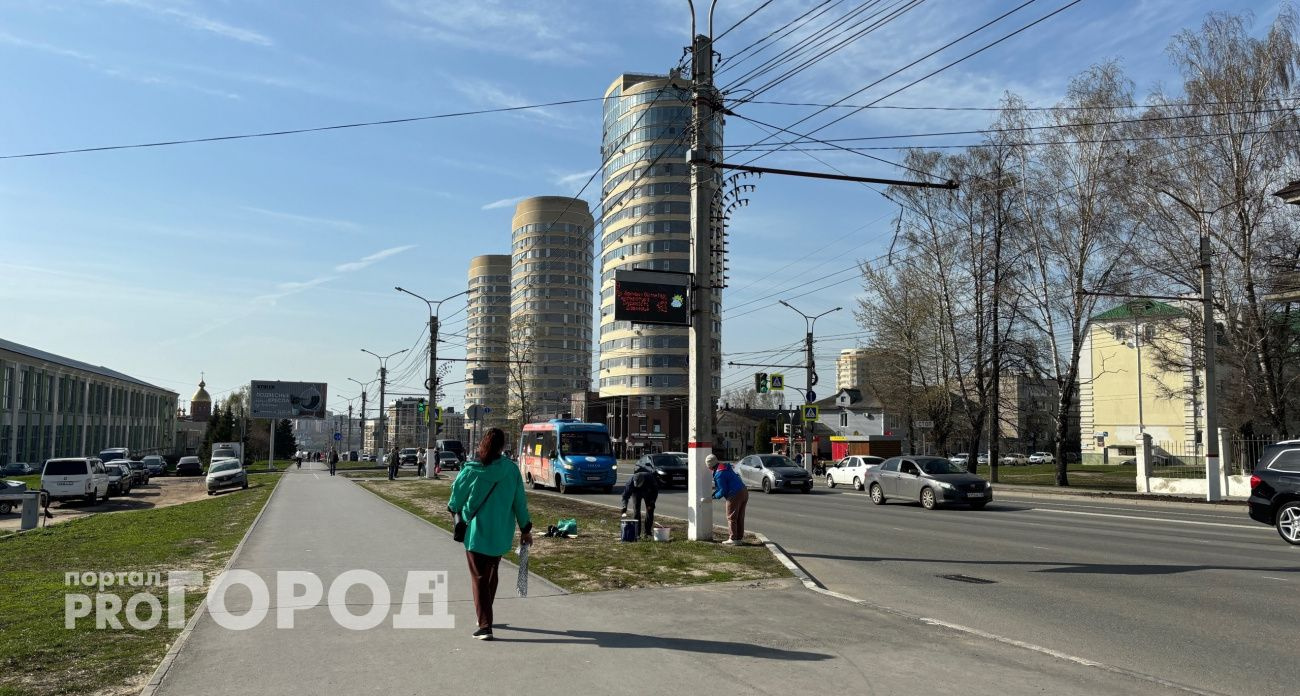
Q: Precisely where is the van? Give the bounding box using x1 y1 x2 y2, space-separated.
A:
518 419 616 494
98 447 129 463
42 457 111 503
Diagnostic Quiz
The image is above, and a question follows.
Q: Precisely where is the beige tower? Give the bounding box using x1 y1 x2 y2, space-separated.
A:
465 254 511 434
509 196 595 423
837 348 871 392
597 73 721 407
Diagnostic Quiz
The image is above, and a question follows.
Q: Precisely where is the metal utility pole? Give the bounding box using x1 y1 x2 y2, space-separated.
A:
397 287 470 477
779 300 841 472
362 349 407 463
685 1 719 541
348 377 372 456
1200 235 1221 501
347 403 354 453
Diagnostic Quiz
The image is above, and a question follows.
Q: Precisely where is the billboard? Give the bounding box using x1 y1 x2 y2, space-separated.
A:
250 380 328 419
613 270 690 326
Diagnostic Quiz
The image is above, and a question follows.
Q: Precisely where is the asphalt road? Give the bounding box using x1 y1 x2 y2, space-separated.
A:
563 475 1299 696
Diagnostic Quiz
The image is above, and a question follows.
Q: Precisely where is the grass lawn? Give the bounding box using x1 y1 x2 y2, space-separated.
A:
975 462 1138 491
358 478 790 593
0 473 280 696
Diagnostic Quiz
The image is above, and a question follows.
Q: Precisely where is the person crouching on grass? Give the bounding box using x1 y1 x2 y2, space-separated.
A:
708 454 748 545
621 458 659 539
448 428 532 641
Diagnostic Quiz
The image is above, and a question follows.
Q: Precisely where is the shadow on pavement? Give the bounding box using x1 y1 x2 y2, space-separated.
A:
493 624 833 660
790 552 1300 576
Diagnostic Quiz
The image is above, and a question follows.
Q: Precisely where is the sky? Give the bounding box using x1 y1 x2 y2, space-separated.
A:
0 0 1285 417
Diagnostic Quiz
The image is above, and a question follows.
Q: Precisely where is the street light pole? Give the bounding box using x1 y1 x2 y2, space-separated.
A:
362 348 407 463
780 300 841 472
348 377 374 457
396 286 471 478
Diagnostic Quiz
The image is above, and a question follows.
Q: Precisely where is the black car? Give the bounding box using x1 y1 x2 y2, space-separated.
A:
0 462 37 476
1247 442 1300 545
176 456 204 476
636 453 688 487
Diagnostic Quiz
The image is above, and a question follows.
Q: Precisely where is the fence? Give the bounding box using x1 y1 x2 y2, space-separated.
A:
1150 440 1204 479
1225 436 1279 476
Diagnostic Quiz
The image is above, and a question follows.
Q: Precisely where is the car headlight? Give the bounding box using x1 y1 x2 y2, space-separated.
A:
655 469 666 475
936 480 956 490
562 462 575 471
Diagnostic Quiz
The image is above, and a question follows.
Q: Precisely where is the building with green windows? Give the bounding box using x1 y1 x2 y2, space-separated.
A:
0 337 178 466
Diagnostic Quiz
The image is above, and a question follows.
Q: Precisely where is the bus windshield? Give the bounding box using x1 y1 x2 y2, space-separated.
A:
559 430 612 456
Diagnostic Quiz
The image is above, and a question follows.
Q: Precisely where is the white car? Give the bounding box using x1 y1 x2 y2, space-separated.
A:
950 453 970 467
42 457 111 503
206 458 248 494
999 453 1028 466
1028 451 1055 465
826 455 885 490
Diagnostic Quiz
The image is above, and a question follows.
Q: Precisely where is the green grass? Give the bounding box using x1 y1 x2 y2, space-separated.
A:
975 462 1138 491
358 478 790 593
0 473 280 696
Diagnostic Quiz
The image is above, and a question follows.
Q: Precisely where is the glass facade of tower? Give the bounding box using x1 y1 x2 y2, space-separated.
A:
598 73 721 400
510 197 595 421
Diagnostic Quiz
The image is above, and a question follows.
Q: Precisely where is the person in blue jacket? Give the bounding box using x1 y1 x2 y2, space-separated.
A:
708 454 748 545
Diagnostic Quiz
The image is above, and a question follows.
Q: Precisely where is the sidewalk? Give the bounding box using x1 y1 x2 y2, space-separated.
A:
149 464 1194 696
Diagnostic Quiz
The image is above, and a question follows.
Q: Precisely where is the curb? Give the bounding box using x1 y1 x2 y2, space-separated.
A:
138 476 285 696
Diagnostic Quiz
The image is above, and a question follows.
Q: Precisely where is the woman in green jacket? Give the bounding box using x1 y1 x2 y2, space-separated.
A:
448 427 532 640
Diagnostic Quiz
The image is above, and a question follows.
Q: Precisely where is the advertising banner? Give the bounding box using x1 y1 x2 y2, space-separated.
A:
250 380 328 419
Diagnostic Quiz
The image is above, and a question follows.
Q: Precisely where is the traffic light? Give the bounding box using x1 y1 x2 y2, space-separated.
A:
416 399 426 414
755 372 769 394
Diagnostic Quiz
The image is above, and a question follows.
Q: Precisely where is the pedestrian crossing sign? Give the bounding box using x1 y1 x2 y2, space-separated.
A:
801 405 819 422
770 373 785 390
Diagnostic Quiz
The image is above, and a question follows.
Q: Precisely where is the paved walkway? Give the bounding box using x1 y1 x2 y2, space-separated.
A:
150 462 1194 696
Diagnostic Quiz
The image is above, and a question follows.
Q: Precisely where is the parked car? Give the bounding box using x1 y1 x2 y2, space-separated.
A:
735 454 813 494
104 463 132 495
1247 442 1300 545
950 453 970 467
0 462 37 476
142 455 166 477
124 460 150 485
1028 452 1055 465
999 453 1028 466
400 448 420 467
98 447 129 464
361 453 375 462
437 451 461 471
206 459 248 495
176 456 204 476
636 453 688 487
41 457 111 504
867 456 992 510
0 479 27 514
976 452 991 466
825 455 885 490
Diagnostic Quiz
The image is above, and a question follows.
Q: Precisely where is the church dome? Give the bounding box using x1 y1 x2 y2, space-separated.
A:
192 378 211 403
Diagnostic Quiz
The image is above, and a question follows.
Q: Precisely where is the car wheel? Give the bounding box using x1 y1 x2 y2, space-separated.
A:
527 473 541 490
969 501 988 510
762 478 773 494
853 476 863 491
920 487 937 510
85 490 98 505
556 475 568 494
826 475 836 489
0 502 12 515
1276 501 1300 545
869 483 885 505
242 480 249 490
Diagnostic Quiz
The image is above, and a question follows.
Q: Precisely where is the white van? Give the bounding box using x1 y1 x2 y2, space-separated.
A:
42 457 111 504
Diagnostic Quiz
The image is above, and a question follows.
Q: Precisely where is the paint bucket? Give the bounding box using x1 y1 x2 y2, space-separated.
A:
620 518 640 542
652 526 671 542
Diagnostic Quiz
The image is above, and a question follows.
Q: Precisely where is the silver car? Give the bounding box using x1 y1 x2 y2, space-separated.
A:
867 456 992 510
206 459 248 495
735 454 813 494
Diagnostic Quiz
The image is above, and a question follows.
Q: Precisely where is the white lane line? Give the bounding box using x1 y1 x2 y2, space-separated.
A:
1031 545 1051 550
312 473 319 480
1262 576 1291 582
1030 507 1264 531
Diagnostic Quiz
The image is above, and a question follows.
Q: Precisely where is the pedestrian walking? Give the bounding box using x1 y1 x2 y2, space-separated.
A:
620 458 659 539
417 447 427 478
295 452 302 469
447 428 532 641
709 454 748 545
328 447 338 476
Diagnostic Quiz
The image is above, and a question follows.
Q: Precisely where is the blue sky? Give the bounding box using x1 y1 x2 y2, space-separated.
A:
0 0 1279 415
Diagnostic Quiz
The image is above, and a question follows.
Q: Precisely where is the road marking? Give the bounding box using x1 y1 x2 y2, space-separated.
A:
1030 508 1263 531
312 473 319 480
1262 576 1290 582
1031 545 1051 550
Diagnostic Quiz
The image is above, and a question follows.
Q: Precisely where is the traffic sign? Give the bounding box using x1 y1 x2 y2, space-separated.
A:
434 407 443 424
483 407 491 414
916 420 934 429
333 432 342 441
769 373 784 391
805 390 816 402
801 405 819 422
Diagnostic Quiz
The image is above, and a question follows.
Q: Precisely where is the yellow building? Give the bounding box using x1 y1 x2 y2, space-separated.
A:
1078 300 1208 464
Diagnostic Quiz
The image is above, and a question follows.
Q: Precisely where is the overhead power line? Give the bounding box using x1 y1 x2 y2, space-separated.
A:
0 97 607 160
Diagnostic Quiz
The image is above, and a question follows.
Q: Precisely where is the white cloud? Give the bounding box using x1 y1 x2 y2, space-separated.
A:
387 0 608 64
240 206 361 231
552 168 598 191
105 0 273 46
333 244 418 272
481 195 528 211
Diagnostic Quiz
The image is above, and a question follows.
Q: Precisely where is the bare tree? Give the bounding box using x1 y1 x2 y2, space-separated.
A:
505 315 537 441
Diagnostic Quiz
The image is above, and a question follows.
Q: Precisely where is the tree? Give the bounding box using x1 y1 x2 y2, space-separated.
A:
274 419 297 459
505 315 537 443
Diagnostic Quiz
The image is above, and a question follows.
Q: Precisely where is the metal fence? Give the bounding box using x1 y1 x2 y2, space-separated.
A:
1150 440 1204 479
1225 436 1281 476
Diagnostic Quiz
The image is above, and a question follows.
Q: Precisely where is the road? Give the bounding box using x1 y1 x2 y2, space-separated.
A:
563 475 1299 696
